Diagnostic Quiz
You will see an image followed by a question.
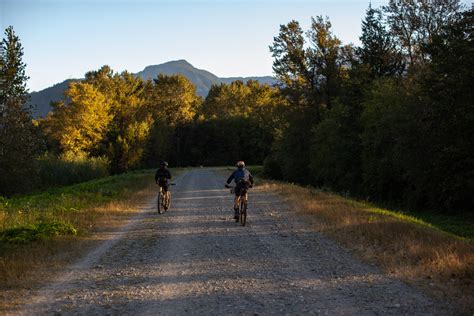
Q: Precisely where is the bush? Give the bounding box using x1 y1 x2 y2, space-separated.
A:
263 155 282 179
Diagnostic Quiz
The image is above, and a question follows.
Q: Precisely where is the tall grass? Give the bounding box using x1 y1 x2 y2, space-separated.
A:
36 154 109 189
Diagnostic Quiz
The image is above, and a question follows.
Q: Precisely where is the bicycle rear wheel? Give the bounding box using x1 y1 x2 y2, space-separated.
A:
240 197 247 226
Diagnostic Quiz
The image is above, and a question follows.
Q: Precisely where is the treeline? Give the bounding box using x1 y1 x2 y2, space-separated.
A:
40 71 283 171
0 25 284 196
1 0 472 214
265 1 473 214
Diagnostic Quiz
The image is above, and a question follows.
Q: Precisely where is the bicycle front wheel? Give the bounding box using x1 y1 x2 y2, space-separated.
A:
157 191 163 214
164 191 171 211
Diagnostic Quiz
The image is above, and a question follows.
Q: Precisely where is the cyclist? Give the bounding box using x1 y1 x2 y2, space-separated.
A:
155 161 172 192
226 161 254 219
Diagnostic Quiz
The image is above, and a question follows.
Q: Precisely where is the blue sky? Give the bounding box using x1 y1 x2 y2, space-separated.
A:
1 0 470 92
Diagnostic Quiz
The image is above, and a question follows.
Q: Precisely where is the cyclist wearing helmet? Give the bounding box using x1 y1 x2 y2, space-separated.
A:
155 161 172 192
226 161 254 219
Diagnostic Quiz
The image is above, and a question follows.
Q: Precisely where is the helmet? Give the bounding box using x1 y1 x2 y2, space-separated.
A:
236 161 245 168
160 161 168 167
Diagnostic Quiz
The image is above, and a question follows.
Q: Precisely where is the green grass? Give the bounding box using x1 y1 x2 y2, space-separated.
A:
351 200 474 240
401 211 474 240
0 222 77 244
0 169 155 244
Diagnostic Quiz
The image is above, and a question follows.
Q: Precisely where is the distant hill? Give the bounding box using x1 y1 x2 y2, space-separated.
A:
28 60 277 118
29 79 77 118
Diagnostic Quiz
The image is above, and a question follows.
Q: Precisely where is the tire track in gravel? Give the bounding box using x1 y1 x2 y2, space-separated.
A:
17 168 454 315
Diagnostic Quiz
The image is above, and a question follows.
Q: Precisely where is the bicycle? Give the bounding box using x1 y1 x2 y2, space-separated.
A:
225 183 250 226
157 181 175 214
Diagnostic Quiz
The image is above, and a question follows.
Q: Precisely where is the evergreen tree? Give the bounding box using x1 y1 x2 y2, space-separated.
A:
0 26 39 195
359 4 404 77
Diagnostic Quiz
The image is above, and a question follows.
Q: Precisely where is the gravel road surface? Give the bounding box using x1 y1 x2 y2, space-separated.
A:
17 168 453 315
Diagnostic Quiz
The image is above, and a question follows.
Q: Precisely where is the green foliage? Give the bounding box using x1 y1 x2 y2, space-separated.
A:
405 10 474 212
0 26 41 196
262 155 283 179
0 221 77 244
310 102 362 193
360 78 415 203
148 74 202 125
359 4 404 77
172 117 273 166
383 0 462 67
266 5 473 216
271 108 318 184
270 16 346 109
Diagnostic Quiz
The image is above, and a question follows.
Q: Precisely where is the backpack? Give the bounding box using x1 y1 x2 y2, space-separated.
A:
234 169 248 182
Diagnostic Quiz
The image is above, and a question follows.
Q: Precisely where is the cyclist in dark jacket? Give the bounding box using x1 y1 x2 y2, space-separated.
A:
155 161 172 191
226 161 254 219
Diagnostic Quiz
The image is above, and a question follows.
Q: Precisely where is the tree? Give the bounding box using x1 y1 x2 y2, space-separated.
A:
0 26 39 195
102 71 152 173
148 74 201 126
270 16 346 110
269 20 309 106
268 16 347 183
407 10 474 212
359 4 404 77
306 16 345 109
383 0 462 68
42 82 112 156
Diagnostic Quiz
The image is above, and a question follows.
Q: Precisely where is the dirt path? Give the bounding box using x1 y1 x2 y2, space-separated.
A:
16 168 453 315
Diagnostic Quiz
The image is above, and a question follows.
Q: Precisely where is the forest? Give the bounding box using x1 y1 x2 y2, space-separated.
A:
1 0 473 215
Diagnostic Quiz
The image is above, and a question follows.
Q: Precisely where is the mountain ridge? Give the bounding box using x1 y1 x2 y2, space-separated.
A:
29 60 277 118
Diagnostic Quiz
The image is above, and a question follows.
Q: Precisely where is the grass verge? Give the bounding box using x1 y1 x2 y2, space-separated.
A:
0 169 161 301
259 181 474 314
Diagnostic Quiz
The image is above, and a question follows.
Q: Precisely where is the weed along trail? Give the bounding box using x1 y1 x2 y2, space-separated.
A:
17 168 453 315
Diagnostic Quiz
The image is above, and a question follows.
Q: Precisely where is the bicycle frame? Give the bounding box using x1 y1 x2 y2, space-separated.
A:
225 184 249 226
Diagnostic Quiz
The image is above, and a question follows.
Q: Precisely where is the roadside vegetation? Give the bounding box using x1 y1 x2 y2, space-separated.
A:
0 170 157 287
259 181 473 313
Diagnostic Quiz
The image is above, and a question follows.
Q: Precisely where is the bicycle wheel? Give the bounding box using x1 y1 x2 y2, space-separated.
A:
240 195 247 226
157 191 163 214
164 191 171 211
235 196 240 222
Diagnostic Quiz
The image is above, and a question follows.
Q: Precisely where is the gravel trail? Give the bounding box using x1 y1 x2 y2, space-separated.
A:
18 168 453 315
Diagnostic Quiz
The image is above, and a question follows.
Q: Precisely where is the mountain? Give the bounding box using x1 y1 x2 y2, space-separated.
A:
29 79 76 118
135 60 221 97
28 60 277 118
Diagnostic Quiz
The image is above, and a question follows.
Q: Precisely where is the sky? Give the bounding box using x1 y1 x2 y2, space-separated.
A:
1 0 471 92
